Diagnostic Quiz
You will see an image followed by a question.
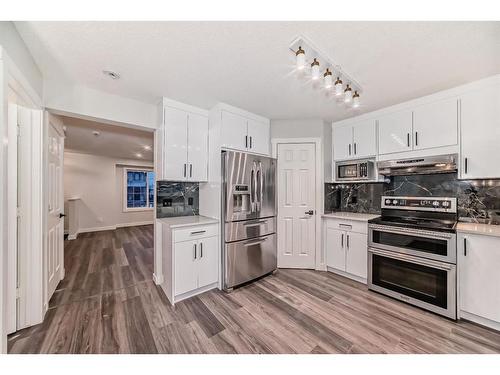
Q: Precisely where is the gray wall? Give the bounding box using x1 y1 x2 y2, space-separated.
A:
0 22 43 98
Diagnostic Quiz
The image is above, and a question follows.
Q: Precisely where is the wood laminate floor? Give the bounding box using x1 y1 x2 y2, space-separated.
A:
8 225 500 354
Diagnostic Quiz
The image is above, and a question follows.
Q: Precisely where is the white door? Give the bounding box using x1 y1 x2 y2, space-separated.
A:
458 234 500 322
326 228 345 271
333 125 352 160
413 98 458 150
46 115 65 302
197 236 219 288
460 84 500 179
174 240 198 295
187 112 208 181
352 119 377 158
221 110 248 151
247 119 270 155
164 106 188 180
378 110 413 155
277 143 316 269
345 231 368 279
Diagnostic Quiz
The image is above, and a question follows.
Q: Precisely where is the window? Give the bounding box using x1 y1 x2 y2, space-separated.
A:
124 169 155 211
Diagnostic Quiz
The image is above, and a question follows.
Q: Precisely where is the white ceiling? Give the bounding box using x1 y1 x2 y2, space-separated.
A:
62 115 154 161
15 21 500 122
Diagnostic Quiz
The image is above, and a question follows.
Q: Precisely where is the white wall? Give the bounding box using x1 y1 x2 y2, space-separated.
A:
64 152 154 233
0 22 43 99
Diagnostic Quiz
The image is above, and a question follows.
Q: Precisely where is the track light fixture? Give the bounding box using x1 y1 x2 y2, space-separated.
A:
295 46 306 70
344 84 353 103
311 58 320 80
324 68 333 89
334 77 343 96
353 91 360 108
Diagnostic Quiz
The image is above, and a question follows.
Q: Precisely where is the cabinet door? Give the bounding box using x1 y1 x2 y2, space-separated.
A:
164 106 188 180
326 228 345 271
352 119 377 158
333 125 353 160
174 240 198 295
458 233 500 323
187 113 209 181
460 84 500 179
413 98 458 150
345 232 368 279
197 236 219 288
221 110 248 151
378 110 413 155
247 119 270 155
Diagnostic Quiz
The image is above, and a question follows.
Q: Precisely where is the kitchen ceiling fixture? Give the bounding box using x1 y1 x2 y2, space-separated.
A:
289 36 362 109
143 145 152 151
102 70 120 79
135 152 143 158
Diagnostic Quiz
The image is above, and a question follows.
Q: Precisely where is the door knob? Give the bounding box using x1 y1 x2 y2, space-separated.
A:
305 210 314 215
59 213 66 218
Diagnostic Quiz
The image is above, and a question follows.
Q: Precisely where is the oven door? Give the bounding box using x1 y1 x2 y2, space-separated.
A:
368 248 456 319
368 224 456 263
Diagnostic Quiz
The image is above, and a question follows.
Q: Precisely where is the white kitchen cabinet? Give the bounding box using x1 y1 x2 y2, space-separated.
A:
221 110 248 151
378 110 413 155
163 105 208 182
247 118 270 155
460 84 500 179
221 110 270 155
163 106 188 180
161 220 219 304
458 232 500 330
413 98 458 151
325 218 368 282
333 120 376 161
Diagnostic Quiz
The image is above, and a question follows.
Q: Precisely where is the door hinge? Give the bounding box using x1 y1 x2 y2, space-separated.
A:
16 288 20 299
16 207 21 217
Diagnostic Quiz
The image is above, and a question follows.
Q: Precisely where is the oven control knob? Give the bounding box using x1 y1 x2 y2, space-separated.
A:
385 199 391 205
392 199 398 205
442 201 450 208
433 201 440 207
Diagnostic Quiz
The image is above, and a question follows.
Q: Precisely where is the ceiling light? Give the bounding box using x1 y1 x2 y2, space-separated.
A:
334 77 343 96
143 145 152 151
103 70 120 79
324 68 333 89
311 58 320 80
136 153 143 158
92 130 100 136
344 85 353 103
352 91 360 108
295 46 306 70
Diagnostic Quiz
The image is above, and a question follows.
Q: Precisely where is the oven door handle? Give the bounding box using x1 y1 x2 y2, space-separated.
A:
368 224 454 240
368 247 454 271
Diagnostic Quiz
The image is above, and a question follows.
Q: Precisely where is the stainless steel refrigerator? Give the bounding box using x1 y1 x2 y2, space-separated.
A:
221 150 277 291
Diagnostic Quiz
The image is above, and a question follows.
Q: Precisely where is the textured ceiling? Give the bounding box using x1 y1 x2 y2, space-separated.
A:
62 115 154 161
15 21 500 122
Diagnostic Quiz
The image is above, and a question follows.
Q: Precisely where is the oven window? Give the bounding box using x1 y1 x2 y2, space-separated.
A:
372 230 448 256
372 254 448 308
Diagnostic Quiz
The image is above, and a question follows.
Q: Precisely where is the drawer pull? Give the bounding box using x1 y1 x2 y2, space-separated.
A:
243 238 267 247
338 224 352 229
191 230 206 235
243 220 267 227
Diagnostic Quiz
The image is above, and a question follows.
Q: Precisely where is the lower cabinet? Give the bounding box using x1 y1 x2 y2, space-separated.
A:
325 220 368 282
458 232 500 330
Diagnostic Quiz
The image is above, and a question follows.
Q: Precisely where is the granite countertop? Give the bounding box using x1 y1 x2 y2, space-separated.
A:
456 222 500 238
322 212 380 222
157 215 219 229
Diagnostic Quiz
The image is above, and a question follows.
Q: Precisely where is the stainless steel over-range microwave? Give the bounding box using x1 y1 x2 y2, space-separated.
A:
336 158 376 182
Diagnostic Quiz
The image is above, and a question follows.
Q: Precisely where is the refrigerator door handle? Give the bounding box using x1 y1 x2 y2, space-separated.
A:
250 163 256 213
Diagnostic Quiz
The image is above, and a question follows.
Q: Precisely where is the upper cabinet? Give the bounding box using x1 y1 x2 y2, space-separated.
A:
378 110 413 155
162 104 209 182
220 109 270 155
333 119 377 161
460 83 500 179
413 98 458 151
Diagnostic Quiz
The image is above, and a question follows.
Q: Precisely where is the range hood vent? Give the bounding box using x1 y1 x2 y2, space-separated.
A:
378 154 458 176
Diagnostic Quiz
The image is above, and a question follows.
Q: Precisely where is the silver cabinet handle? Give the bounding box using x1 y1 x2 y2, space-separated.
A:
190 163 193 178
346 234 350 249
250 136 253 149
341 233 344 248
194 243 197 259
191 230 206 235
245 135 248 148
464 157 468 174
184 163 187 177
348 144 351 156
415 131 418 146
354 143 357 155
463 238 467 256
339 223 352 229
407 133 410 147
200 242 203 258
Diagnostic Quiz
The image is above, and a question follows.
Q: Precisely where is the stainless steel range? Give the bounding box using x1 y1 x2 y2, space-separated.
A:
368 196 458 319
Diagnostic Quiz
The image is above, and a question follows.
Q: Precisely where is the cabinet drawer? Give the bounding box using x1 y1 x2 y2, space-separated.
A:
325 218 368 234
174 224 218 243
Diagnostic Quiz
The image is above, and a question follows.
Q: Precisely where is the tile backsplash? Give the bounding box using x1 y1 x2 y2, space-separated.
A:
325 173 500 223
157 181 199 218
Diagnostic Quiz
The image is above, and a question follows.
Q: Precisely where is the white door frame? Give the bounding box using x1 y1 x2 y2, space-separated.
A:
271 137 326 271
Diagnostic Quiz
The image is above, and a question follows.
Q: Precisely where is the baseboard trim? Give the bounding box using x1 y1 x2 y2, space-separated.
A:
116 221 154 228
327 267 367 285
73 221 154 236
153 273 164 285
67 234 78 240
460 311 500 332
78 225 116 234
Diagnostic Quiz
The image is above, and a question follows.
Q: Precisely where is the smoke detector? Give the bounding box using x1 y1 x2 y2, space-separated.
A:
102 70 120 79
92 131 100 136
